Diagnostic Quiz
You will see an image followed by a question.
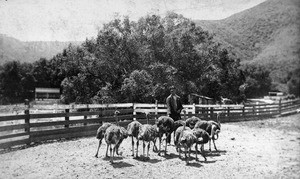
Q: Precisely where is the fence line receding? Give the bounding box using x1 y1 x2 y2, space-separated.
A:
0 99 299 149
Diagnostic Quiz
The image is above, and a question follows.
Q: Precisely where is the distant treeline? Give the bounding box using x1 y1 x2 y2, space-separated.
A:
1 13 298 105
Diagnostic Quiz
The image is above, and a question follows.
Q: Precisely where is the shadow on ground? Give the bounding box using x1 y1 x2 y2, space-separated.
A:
134 156 162 163
111 161 135 168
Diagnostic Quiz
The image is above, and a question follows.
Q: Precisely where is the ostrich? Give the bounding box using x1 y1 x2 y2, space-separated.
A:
127 115 142 157
173 109 188 146
192 128 210 161
185 116 201 129
174 125 191 150
156 115 174 156
138 112 159 157
104 110 125 163
115 126 129 156
174 110 199 163
95 122 113 158
194 112 221 152
172 120 185 145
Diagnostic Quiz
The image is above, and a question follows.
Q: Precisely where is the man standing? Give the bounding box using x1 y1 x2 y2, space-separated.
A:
166 86 183 144
166 86 183 121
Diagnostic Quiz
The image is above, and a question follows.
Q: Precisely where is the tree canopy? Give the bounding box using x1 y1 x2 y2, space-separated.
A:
0 13 280 104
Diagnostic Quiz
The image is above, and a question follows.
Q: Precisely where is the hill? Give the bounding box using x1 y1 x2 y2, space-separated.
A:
0 34 81 64
195 0 300 92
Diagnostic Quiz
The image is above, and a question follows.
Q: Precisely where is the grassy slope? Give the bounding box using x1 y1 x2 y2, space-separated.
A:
195 0 300 92
0 34 81 64
250 23 300 91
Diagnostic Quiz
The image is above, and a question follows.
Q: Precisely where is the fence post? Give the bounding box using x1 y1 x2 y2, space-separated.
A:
242 105 245 117
155 100 158 119
65 109 70 128
24 99 31 145
279 99 282 115
84 104 89 126
227 107 230 117
133 103 136 120
210 107 214 119
192 103 196 115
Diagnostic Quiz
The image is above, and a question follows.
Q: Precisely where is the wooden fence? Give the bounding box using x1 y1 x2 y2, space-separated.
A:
0 99 299 150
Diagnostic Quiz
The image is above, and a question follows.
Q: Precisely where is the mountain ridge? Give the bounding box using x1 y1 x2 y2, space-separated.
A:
0 34 82 64
195 0 300 91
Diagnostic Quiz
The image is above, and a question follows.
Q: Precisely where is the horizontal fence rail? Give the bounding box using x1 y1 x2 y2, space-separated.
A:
0 99 299 150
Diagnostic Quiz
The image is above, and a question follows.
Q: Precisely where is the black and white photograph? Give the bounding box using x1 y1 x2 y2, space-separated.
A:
0 0 299 178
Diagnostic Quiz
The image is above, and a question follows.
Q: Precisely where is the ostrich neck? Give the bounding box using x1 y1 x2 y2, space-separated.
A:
146 115 149 124
115 115 119 126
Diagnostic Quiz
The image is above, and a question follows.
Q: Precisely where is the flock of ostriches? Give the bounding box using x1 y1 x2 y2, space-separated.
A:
94 110 221 164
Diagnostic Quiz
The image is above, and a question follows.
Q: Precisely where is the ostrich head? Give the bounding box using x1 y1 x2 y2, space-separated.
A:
114 110 120 125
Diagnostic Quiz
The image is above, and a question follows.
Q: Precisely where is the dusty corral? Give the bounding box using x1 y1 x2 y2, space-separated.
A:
1 114 300 179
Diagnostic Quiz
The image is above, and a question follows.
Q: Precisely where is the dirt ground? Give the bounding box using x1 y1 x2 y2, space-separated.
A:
1 113 300 179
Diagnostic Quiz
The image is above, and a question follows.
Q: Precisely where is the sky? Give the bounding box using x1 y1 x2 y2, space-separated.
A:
0 0 266 42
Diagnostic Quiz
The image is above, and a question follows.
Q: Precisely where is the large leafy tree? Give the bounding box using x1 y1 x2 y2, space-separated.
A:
60 73 102 104
0 61 23 103
20 72 36 100
241 63 272 98
57 12 246 103
0 13 248 104
121 70 153 102
287 67 300 96
147 62 178 102
32 58 52 88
